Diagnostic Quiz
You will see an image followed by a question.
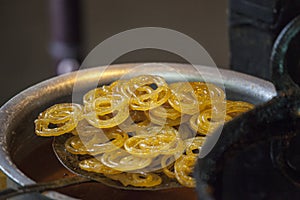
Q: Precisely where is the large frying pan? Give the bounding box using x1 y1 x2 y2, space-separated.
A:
0 63 276 199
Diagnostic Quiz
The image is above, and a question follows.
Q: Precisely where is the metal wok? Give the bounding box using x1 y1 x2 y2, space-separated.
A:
0 63 276 199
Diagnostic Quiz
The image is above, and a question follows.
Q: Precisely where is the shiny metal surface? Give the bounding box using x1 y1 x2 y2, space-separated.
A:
0 63 276 199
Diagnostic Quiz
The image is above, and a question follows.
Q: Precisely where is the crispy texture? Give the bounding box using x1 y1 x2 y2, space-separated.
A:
35 75 254 188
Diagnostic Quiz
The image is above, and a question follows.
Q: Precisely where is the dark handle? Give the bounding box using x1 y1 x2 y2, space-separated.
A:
0 176 91 200
271 137 300 188
270 15 300 92
270 15 300 188
195 15 300 200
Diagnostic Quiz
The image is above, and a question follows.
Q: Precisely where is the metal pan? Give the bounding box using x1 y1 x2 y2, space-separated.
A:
0 63 276 199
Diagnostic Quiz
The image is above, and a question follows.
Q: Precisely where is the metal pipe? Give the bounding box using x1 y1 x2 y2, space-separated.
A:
49 0 82 74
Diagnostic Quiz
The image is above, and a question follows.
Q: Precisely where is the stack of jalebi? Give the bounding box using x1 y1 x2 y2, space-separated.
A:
35 75 254 188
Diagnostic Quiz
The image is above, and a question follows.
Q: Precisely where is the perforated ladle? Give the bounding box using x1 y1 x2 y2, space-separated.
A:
0 133 183 200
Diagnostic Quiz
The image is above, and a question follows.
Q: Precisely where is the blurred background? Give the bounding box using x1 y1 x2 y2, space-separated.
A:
0 0 229 105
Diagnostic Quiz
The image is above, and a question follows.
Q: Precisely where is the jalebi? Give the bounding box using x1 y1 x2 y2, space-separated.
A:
189 107 232 135
174 155 197 188
35 75 255 188
226 100 254 117
85 94 129 128
105 172 162 187
124 126 178 157
101 149 152 171
116 75 171 111
79 157 121 175
35 103 83 136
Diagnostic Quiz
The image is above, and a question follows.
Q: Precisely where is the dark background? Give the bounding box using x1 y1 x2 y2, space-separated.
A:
0 0 228 105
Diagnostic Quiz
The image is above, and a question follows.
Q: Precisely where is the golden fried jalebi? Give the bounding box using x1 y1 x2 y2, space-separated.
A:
83 87 111 106
168 82 199 114
35 75 255 189
150 102 182 120
146 112 190 127
101 149 152 171
116 75 171 111
86 129 128 155
35 103 83 136
177 123 197 140
74 119 102 137
184 136 206 156
134 124 175 136
189 107 232 135
85 94 129 128
118 110 150 133
226 100 254 117
66 127 128 155
161 155 176 179
79 157 121 175
168 82 225 115
105 172 162 187
124 126 178 157
159 138 185 156
146 102 190 126
83 80 121 105
174 155 197 188
142 155 164 173
191 82 225 110
64 135 88 155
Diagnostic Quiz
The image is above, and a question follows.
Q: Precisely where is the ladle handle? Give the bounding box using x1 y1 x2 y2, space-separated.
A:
270 14 300 188
270 15 300 92
195 15 300 200
0 175 91 200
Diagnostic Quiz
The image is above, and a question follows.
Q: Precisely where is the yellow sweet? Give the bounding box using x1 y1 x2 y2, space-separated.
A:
174 155 197 188
101 149 152 171
124 127 178 157
116 75 171 111
79 157 121 175
105 172 162 187
35 103 83 136
35 75 254 188
189 107 232 135
85 94 130 128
